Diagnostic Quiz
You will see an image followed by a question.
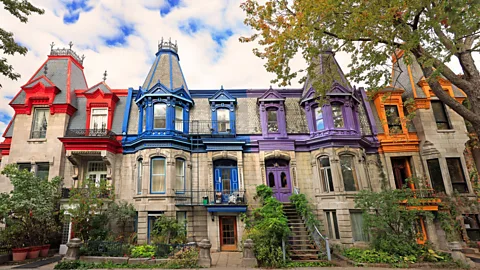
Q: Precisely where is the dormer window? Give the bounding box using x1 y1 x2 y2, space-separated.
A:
332 104 344 128
154 103 167 129
175 106 183 132
385 105 402 134
217 108 230 133
315 107 324 131
267 109 279 133
90 108 108 131
31 107 48 139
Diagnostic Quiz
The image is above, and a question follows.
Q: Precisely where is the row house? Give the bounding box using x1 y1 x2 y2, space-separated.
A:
0 42 475 252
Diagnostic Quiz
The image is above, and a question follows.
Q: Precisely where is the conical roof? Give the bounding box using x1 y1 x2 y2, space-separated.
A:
142 39 188 93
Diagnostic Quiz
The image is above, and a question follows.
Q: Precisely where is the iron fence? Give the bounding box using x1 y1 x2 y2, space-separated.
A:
176 120 236 135
174 189 247 206
81 240 130 257
64 129 117 139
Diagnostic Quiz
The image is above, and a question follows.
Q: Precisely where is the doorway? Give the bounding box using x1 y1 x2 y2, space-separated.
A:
214 160 238 203
219 216 237 251
266 159 292 202
391 157 413 189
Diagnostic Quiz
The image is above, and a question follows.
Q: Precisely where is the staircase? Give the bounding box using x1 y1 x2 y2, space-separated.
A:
283 203 322 261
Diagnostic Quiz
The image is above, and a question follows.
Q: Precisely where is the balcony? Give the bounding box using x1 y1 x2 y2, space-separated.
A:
400 189 441 211
61 187 112 199
180 120 236 135
174 189 247 210
64 129 117 139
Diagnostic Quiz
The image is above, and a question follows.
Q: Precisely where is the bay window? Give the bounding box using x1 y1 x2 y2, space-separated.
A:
315 107 325 131
175 158 185 192
154 103 167 129
332 104 344 128
340 155 358 191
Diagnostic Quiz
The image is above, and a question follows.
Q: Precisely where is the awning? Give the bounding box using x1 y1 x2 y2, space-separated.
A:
206 206 247 213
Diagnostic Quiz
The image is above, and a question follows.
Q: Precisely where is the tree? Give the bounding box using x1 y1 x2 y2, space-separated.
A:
0 0 44 85
108 200 136 242
241 0 480 136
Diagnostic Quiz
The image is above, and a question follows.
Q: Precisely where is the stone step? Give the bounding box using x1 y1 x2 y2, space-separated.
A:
291 249 320 253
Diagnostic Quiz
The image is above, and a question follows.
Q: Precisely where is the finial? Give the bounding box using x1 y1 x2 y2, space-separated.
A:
221 85 224 90
269 85 273 90
103 70 107 82
81 54 85 62
68 41 73 50
50 42 55 51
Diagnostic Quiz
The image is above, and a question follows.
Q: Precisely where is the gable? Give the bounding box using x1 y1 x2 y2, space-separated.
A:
209 87 236 102
258 87 285 102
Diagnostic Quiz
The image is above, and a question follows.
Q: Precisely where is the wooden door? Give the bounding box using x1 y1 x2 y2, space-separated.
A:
219 216 237 251
266 164 292 202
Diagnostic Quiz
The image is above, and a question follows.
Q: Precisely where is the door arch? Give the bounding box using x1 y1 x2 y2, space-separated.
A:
265 159 292 202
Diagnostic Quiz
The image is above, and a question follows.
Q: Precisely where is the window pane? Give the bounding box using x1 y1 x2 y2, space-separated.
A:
325 211 340 239
36 163 49 180
268 172 275 187
431 101 451 129
137 159 143 194
31 108 48 139
351 212 369 242
332 105 344 128
447 158 468 193
315 107 324 130
267 109 278 132
175 107 183 132
18 163 31 172
340 155 357 191
176 211 187 231
385 105 402 133
427 159 446 193
91 108 108 131
154 104 167 129
143 109 146 132
319 157 333 192
152 175 165 192
152 159 165 175
281 172 287 188
222 168 231 191
176 159 185 191
217 109 230 132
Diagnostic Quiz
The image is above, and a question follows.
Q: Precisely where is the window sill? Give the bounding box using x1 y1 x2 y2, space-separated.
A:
437 129 455 133
27 138 47 143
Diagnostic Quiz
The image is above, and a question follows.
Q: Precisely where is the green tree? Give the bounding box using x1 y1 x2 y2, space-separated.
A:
0 0 44 85
108 200 137 242
151 215 186 244
0 164 62 246
241 0 480 136
66 178 114 241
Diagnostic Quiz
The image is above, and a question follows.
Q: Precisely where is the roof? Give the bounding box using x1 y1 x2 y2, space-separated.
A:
3 116 15 137
369 101 385 134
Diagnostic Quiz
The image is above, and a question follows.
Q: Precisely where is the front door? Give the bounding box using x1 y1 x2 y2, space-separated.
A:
219 216 237 251
266 160 292 202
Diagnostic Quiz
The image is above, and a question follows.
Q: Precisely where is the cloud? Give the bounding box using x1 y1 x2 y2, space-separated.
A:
62 0 94 24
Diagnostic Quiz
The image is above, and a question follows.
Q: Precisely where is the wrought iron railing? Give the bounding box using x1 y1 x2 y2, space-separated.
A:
153 243 196 258
293 188 331 261
81 240 129 257
175 120 236 135
174 189 247 206
64 129 117 139
61 187 111 199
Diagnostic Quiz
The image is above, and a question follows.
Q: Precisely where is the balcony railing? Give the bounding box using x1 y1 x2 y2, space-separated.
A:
174 189 246 206
61 187 112 199
177 120 235 135
64 129 117 139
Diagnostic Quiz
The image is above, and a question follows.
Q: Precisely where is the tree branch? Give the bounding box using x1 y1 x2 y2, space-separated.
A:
322 30 403 47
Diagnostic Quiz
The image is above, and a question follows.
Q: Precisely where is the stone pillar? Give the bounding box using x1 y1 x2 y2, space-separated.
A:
63 238 82 261
197 239 212 267
242 239 257 267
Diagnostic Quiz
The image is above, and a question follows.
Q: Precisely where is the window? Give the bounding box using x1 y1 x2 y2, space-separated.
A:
217 108 230 133
446 158 468 193
318 156 333 192
431 101 452 130
87 161 107 186
36 162 49 180
151 157 166 193
464 214 480 241
137 159 143 195
175 106 183 132
331 104 344 128
175 158 185 192
340 155 358 191
325 210 340 239
266 109 279 133
350 211 369 242
391 157 410 189
90 108 108 131
147 212 164 243
427 159 446 193
315 107 325 131
154 103 167 129
142 109 146 132
385 105 402 134
31 108 48 139
176 211 187 231
18 163 32 172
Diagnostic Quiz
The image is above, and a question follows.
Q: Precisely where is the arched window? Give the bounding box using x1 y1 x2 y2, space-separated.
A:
175 158 185 193
318 156 333 192
175 106 183 132
331 104 344 128
137 158 143 195
151 157 166 193
154 103 167 129
340 155 358 191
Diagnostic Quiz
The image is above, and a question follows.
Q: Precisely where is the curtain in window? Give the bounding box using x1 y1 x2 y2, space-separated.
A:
175 159 185 191
340 155 357 191
351 212 369 241
318 157 333 192
31 108 48 139
151 158 166 193
90 108 108 131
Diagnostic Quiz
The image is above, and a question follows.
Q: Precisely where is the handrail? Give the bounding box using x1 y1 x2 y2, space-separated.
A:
293 188 331 261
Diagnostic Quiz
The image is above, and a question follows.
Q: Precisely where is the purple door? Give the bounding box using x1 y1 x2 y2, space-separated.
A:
266 160 292 202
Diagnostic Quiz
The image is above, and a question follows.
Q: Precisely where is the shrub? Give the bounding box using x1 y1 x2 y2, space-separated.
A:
151 216 186 244
289 193 320 228
343 248 400 264
165 246 199 268
130 245 156 258
54 260 94 269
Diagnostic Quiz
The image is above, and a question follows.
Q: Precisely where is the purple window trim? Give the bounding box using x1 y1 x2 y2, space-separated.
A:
259 102 287 138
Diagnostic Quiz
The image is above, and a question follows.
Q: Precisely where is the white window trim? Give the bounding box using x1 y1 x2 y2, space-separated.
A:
90 108 108 130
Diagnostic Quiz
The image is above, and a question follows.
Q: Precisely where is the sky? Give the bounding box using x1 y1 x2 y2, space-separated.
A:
0 0 478 138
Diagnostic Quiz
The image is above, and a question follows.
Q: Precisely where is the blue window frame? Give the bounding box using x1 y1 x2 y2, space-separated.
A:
175 158 185 193
147 211 164 243
153 103 167 129
315 107 325 130
213 160 238 203
175 106 184 132
150 157 166 194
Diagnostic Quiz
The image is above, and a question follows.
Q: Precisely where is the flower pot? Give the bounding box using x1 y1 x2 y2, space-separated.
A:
40 244 50 257
27 246 41 259
12 248 29 261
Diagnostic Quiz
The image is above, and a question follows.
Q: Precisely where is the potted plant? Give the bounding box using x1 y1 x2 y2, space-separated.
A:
1 224 29 261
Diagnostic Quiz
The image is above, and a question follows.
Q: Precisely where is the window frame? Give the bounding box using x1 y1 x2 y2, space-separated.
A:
150 157 167 194
431 100 452 130
17 163 32 173
350 211 369 242
90 108 108 131
175 106 184 132
325 210 340 240
318 156 333 193
384 105 403 134
340 155 359 191
446 157 469 193
36 162 50 180
267 108 279 133
331 104 345 128
137 158 143 195
426 158 446 193
86 161 108 187
216 108 231 133
175 158 186 193
153 103 167 130
314 107 325 131
30 107 49 139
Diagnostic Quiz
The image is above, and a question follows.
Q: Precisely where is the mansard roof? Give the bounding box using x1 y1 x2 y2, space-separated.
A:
141 40 189 94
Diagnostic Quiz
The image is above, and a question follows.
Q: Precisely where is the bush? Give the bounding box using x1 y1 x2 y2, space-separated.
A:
165 246 199 268
151 216 186 244
131 245 156 258
54 260 94 269
343 248 400 264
